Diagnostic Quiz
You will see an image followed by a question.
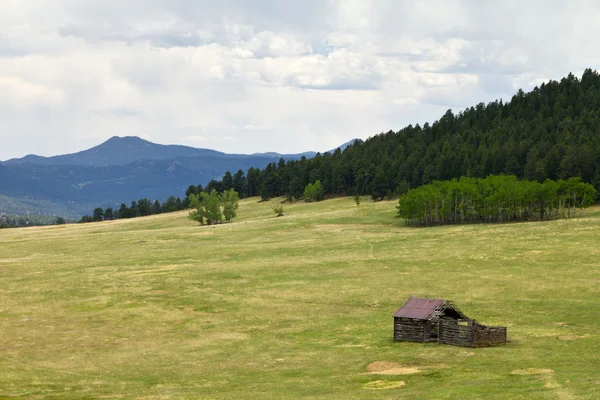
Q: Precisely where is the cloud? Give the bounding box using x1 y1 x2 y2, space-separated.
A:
2 1 600 160
0 76 65 109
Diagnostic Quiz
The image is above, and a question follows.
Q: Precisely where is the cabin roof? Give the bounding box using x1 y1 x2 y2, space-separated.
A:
393 297 446 320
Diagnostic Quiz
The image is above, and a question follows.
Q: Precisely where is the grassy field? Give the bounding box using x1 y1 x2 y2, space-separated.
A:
1 197 600 399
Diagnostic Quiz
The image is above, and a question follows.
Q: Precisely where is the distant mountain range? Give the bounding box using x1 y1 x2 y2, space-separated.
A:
0 136 356 217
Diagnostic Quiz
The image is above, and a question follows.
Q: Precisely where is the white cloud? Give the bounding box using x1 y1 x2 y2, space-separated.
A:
1 1 600 160
0 76 65 108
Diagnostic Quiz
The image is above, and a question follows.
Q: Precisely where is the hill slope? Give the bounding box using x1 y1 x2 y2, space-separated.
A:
1 197 599 398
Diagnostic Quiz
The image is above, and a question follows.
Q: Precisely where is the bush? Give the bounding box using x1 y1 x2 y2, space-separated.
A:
273 203 284 217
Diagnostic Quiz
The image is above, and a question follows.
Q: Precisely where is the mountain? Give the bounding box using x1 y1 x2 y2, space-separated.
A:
214 69 600 201
330 139 357 152
0 137 356 217
5 136 231 167
250 140 356 159
251 151 317 158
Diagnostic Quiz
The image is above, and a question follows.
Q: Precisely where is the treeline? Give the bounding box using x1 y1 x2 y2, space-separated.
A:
78 196 186 223
0 214 68 229
203 69 600 200
397 175 597 226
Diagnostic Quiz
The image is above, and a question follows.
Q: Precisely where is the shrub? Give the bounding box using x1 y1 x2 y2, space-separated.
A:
273 203 284 217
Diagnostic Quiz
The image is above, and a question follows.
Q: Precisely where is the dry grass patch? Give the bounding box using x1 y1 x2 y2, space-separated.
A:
366 361 421 375
510 368 554 375
362 380 406 390
212 332 249 341
558 334 590 341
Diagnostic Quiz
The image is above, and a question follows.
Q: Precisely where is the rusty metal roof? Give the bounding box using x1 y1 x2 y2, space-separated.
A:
393 297 446 320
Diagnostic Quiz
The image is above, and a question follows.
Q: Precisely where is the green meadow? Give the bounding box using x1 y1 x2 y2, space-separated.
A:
1 197 599 399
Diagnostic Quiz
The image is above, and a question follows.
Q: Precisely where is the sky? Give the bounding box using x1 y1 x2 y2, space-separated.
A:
2 1 600 160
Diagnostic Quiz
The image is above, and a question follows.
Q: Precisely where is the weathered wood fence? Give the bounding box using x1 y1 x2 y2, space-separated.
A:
438 319 507 347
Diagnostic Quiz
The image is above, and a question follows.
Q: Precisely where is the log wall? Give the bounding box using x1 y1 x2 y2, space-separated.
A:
437 319 507 347
473 324 507 347
438 319 474 347
394 318 426 342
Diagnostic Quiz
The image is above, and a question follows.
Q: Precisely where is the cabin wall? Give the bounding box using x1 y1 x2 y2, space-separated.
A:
437 319 508 347
473 324 507 347
438 319 475 347
394 317 426 342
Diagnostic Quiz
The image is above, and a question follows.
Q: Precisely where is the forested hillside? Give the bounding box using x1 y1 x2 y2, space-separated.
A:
211 69 600 200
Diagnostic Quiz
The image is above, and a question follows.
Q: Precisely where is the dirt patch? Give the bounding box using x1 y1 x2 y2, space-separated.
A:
366 361 421 375
510 368 554 375
544 377 576 400
362 380 405 390
544 381 560 389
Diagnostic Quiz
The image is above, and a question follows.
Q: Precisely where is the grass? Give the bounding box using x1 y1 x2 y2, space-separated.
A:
1 197 600 399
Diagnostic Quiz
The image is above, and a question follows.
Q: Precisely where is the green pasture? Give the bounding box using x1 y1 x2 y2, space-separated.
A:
1 197 599 399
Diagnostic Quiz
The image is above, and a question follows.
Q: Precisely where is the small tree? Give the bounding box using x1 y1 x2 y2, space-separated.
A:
55 217 66 225
137 198 152 216
188 193 205 225
162 196 178 213
273 203 284 217
152 200 162 215
354 195 360 206
304 180 324 202
185 185 198 198
104 208 114 221
222 171 234 191
130 201 140 217
188 190 223 225
118 203 129 219
93 207 104 222
222 189 240 223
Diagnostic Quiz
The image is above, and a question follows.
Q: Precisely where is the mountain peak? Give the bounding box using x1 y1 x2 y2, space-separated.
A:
99 135 152 148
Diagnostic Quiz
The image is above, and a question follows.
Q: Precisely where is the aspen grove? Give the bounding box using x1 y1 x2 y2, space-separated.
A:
397 175 597 226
